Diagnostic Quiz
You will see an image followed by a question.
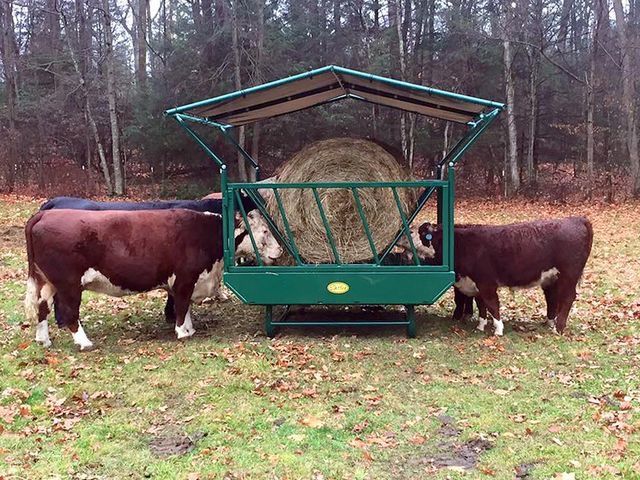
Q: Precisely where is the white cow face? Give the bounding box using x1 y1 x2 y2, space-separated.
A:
234 211 283 265
396 224 436 261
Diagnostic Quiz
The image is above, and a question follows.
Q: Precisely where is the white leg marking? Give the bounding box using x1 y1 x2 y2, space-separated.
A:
547 316 557 329
175 309 196 339
35 320 51 348
477 316 488 332
24 277 39 321
72 323 94 351
493 317 504 336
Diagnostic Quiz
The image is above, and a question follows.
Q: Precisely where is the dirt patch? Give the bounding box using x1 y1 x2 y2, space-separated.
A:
406 414 493 473
149 430 207 457
426 437 494 470
435 413 461 437
515 461 539 479
1 225 25 250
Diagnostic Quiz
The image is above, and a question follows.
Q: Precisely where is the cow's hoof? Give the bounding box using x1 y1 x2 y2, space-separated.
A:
78 341 95 351
36 339 52 348
175 324 196 339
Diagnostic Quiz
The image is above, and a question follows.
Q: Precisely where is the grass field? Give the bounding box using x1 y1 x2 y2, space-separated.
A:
0 197 639 480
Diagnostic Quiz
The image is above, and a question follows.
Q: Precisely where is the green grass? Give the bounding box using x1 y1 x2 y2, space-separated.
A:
0 198 639 479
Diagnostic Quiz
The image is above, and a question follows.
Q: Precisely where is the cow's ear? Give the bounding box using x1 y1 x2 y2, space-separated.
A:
234 212 243 228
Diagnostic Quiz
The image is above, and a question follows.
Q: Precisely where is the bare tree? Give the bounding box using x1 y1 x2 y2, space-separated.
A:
249 0 265 182
101 0 125 194
0 0 20 191
612 0 640 196
231 0 247 181
61 9 113 193
502 2 520 194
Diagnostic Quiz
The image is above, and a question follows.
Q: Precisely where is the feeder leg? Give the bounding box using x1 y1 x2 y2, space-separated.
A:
264 305 277 338
405 305 416 338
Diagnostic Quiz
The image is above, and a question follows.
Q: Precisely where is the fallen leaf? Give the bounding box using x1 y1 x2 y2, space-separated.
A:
0 406 16 424
554 473 575 480
409 435 426 445
352 421 369 433
187 473 200 480
299 415 324 428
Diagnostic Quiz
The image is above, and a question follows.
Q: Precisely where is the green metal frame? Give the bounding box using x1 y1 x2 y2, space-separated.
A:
165 66 503 337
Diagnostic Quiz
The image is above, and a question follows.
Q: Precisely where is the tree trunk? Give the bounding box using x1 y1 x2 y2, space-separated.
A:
102 0 125 195
61 10 113 193
394 0 408 160
585 0 604 189
231 0 247 181
136 0 148 90
612 0 640 196
249 0 265 182
526 48 539 186
503 29 520 194
0 0 20 192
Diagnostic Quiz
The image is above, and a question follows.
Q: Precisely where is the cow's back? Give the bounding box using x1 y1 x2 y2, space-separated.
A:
28 209 222 293
39 196 222 214
454 217 593 286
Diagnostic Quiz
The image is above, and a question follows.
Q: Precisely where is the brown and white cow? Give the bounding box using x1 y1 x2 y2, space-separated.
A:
25 208 282 350
405 217 593 335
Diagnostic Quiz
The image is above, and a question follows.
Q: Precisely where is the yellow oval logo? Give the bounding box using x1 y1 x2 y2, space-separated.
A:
327 281 350 294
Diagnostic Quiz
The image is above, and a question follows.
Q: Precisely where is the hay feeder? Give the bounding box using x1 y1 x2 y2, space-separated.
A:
166 65 503 337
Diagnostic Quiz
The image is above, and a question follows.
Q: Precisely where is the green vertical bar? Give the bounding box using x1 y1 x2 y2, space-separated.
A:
391 187 420 266
221 165 232 269
448 164 455 272
350 188 379 264
235 189 263 266
440 184 449 269
437 187 443 225
273 188 303 265
312 188 341 264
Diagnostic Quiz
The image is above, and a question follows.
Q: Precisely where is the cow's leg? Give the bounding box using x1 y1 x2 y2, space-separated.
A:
25 276 55 348
474 297 489 331
172 282 196 339
553 281 577 334
476 297 487 319
54 289 92 350
452 287 468 321
478 287 502 336
543 284 558 328
464 296 475 321
164 294 176 324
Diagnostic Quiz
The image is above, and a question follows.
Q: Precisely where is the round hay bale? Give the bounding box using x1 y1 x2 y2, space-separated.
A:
266 138 416 263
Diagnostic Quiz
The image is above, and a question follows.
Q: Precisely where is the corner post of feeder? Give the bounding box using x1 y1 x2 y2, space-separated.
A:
447 162 455 272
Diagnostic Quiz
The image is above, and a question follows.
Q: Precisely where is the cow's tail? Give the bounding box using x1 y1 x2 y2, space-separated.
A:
578 216 594 286
24 212 44 322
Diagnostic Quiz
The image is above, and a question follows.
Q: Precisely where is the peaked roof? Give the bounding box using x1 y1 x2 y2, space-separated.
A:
165 65 504 126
